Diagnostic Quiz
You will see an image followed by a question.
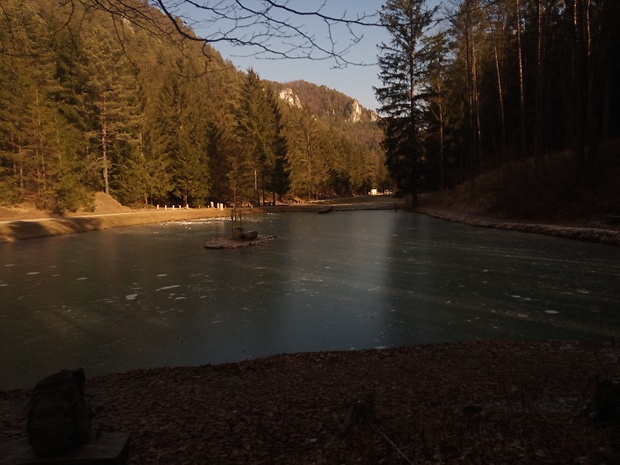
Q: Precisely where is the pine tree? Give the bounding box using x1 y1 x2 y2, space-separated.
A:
83 25 142 196
424 31 452 190
374 0 436 205
236 70 287 205
284 107 328 198
149 65 209 207
265 91 289 204
0 0 76 208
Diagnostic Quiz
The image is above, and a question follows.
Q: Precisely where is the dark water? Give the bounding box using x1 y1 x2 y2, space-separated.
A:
1 211 619 389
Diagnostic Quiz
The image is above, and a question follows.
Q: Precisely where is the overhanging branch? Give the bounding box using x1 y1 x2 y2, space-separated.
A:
117 0 382 66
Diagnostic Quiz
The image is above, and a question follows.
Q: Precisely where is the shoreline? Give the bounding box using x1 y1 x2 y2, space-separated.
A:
415 206 620 246
0 202 400 243
1 200 619 246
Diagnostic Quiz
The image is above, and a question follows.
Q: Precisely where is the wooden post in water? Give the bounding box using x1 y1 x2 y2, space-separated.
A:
231 206 244 239
231 206 236 239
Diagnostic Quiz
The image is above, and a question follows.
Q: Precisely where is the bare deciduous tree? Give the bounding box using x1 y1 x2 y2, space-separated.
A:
71 0 381 66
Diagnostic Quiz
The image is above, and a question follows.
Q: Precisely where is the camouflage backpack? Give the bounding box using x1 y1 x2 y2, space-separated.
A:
26 368 91 457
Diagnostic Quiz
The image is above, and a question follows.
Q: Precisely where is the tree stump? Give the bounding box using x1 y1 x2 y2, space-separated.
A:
339 393 375 436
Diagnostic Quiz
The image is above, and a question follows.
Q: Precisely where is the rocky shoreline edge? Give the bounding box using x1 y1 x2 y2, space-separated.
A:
416 207 620 246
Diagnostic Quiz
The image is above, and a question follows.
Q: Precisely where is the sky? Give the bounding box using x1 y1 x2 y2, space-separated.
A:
178 0 445 112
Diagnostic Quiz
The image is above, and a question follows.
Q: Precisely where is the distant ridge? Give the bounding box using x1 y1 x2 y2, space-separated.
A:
270 80 377 124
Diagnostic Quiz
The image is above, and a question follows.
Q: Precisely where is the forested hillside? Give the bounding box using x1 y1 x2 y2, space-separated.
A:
4 0 617 219
272 81 377 125
0 0 388 212
376 0 620 217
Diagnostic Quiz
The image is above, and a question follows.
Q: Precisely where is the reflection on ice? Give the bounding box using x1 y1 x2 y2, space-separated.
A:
0 211 619 390
156 285 180 291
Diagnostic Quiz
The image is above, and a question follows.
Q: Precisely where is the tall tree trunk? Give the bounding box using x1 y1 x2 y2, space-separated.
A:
534 0 545 177
101 93 109 195
472 41 483 172
35 89 46 192
492 26 506 167
516 0 527 158
583 0 599 179
571 0 587 179
438 92 446 190
465 20 476 182
409 57 418 206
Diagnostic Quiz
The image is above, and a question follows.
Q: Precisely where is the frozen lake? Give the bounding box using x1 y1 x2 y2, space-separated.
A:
1 210 619 389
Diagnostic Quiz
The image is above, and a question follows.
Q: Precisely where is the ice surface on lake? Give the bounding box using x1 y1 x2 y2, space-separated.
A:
1 210 620 391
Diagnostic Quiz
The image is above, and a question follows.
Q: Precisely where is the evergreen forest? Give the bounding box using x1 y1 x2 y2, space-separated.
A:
0 0 387 212
1 0 619 216
376 0 620 214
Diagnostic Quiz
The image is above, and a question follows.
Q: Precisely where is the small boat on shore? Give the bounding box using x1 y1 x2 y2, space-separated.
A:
317 206 333 214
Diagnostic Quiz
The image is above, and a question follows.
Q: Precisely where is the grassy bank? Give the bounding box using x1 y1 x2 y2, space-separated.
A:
0 208 230 243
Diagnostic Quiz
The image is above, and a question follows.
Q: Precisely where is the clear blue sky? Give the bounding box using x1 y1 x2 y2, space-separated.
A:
180 0 445 111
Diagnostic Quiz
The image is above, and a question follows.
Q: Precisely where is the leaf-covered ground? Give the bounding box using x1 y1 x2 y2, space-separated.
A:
2 340 620 464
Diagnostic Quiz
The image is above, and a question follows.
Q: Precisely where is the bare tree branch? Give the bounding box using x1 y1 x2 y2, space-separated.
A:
1 1 383 66
95 0 383 66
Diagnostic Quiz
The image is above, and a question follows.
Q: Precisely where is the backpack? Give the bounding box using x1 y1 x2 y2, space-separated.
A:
26 368 90 457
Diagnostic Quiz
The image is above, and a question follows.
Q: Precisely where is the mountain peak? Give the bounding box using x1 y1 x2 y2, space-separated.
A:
272 80 375 124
